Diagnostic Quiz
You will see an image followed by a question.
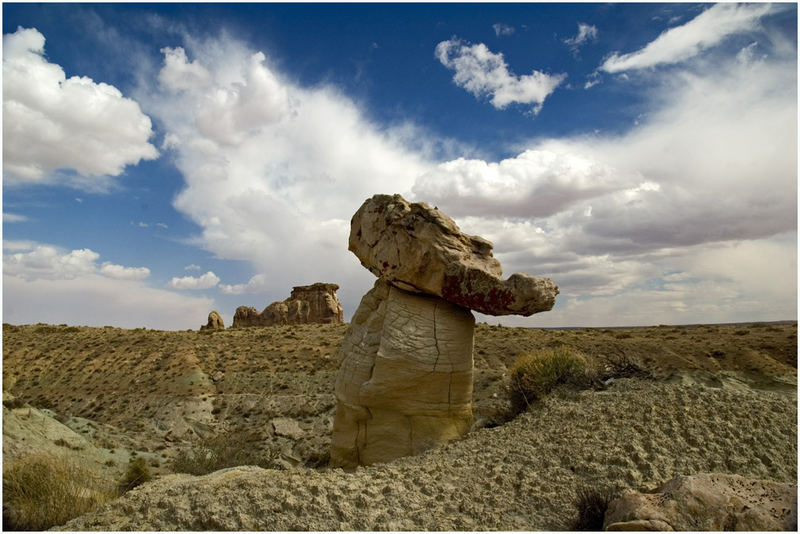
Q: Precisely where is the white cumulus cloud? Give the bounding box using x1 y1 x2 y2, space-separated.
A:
99 262 151 281
600 3 776 73
139 34 434 312
4 245 100 281
167 271 220 290
413 147 633 219
421 43 796 326
219 273 269 295
3 243 152 282
435 38 566 113
1 242 206 329
3 27 158 189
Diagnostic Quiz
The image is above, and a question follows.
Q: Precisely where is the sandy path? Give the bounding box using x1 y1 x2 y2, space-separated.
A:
61 376 796 531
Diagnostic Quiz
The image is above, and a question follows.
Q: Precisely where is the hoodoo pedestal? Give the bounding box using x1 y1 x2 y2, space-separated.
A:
331 194 559 468
332 279 474 468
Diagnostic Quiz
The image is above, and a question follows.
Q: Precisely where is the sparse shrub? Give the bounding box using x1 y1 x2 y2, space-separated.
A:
53 438 83 451
598 353 650 382
3 396 25 409
573 486 617 530
3 453 116 530
118 457 152 493
507 346 588 415
171 431 280 475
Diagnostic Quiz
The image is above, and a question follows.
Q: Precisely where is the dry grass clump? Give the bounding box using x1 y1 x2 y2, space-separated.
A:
118 457 153 493
172 431 280 476
2 452 116 530
508 346 588 414
572 486 617 530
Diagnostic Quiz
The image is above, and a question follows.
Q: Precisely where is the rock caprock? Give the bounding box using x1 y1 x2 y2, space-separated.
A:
331 194 558 468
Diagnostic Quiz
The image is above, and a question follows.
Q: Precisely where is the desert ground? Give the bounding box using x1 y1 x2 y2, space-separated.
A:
3 320 797 530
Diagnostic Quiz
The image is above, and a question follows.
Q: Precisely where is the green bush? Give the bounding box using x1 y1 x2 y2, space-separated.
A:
508 346 587 414
118 457 152 493
3 453 116 530
172 431 279 476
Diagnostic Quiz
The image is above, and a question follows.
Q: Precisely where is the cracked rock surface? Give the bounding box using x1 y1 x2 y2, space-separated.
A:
349 194 558 316
331 279 474 469
604 473 797 531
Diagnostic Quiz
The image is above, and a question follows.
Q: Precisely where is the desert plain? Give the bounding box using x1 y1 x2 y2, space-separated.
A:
2 320 797 530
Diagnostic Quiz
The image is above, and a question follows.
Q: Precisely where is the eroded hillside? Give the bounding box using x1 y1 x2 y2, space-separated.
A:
3 321 797 472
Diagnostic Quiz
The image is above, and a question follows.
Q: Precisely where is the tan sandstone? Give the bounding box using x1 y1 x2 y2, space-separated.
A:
604 473 798 531
200 311 225 331
331 279 474 468
233 283 344 327
349 194 558 316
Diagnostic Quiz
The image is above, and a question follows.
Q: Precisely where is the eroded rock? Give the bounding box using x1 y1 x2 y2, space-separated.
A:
271 417 305 440
349 194 558 316
200 311 225 331
233 306 262 327
604 473 797 531
331 279 474 469
232 283 344 327
332 194 557 468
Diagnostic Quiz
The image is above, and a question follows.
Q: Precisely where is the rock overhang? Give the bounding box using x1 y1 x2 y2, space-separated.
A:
349 193 559 315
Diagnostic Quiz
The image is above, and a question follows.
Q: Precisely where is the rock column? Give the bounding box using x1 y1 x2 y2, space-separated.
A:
332 280 474 467
331 194 559 469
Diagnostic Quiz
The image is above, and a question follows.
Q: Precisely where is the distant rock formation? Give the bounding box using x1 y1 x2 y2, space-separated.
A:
604 473 797 531
200 311 225 331
232 283 344 327
331 194 558 469
232 306 262 327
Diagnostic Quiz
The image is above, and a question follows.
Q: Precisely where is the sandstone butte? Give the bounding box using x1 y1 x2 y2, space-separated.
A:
231 283 344 327
331 194 559 469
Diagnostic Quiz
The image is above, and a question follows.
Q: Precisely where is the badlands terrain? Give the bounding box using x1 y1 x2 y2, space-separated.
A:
3 320 797 530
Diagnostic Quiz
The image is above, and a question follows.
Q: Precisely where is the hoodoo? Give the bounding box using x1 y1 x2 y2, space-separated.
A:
331 194 559 468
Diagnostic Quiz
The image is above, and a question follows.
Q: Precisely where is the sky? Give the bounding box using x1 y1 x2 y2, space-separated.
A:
2 2 797 330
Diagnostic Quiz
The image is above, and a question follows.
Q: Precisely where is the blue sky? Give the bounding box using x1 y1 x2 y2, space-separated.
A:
2 3 797 329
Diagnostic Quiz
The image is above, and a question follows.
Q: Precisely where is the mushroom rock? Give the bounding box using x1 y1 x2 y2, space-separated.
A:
331 194 558 469
200 310 225 330
348 194 558 316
